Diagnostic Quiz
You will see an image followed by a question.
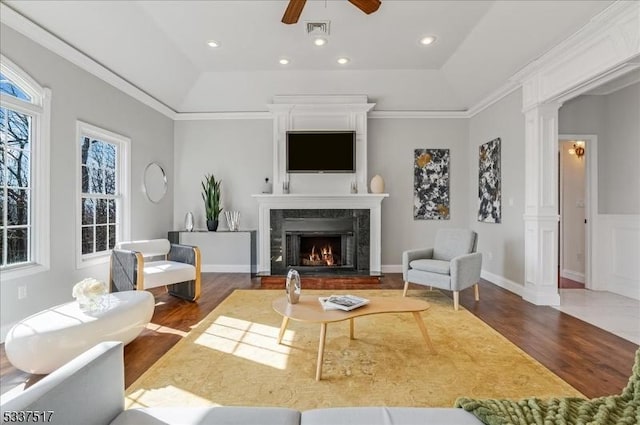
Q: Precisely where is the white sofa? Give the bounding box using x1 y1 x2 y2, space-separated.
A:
0 342 483 425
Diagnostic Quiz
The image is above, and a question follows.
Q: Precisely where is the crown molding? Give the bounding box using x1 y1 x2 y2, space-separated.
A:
368 110 468 119
512 0 640 110
10 1 633 123
1 0 520 122
0 3 177 119
174 111 272 120
466 81 521 118
513 1 639 83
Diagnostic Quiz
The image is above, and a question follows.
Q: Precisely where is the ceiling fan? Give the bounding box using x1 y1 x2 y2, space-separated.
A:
282 0 382 24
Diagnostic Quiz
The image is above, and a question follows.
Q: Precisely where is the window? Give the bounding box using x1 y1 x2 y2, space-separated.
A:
0 55 50 278
76 121 130 268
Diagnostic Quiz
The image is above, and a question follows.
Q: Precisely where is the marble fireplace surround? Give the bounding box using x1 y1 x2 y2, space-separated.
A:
252 194 388 274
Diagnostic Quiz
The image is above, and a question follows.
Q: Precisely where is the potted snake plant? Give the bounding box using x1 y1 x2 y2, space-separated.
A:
201 174 222 231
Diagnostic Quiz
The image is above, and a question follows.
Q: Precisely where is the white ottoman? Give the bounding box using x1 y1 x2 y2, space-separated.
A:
5 290 155 374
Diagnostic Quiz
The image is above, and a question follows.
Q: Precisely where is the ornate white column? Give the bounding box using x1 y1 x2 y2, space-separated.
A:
511 1 639 305
522 102 561 305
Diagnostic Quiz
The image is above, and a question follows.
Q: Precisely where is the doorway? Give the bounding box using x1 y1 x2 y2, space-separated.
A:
558 134 598 290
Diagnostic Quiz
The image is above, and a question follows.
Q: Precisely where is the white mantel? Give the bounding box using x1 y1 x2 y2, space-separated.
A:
252 193 389 274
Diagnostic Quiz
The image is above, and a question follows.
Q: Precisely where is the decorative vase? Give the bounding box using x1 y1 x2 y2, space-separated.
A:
207 219 219 231
185 212 194 232
285 269 301 304
224 211 240 231
370 174 385 194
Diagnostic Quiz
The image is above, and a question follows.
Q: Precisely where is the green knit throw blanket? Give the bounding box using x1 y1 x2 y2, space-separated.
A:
455 348 640 425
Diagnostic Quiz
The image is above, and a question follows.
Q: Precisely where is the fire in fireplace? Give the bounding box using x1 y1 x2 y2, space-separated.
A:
300 236 341 266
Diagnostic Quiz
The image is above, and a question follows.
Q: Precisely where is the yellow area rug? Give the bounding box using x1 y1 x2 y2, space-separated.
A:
125 289 582 410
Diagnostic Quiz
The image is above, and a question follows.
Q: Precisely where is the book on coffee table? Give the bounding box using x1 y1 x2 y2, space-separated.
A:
318 297 341 311
319 295 370 311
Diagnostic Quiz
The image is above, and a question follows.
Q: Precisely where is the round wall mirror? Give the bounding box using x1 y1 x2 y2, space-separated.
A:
143 162 167 203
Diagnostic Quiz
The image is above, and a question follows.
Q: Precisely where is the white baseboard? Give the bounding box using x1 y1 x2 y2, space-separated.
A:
560 269 585 283
382 264 402 273
480 270 524 296
201 264 254 273
383 266 526 298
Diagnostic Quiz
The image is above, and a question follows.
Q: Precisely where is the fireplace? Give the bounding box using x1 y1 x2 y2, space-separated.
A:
269 209 369 274
285 217 356 271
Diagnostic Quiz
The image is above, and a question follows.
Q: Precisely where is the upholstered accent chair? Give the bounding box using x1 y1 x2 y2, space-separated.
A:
109 239 201 302
402 229 482 310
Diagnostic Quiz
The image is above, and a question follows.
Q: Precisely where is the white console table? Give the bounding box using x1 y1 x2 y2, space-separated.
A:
168 230 256 274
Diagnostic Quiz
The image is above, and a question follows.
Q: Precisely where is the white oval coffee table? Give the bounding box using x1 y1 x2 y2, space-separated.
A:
5 290 155 374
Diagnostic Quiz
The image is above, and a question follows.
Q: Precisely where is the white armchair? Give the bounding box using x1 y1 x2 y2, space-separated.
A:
402 229 482 310
109 239 201 302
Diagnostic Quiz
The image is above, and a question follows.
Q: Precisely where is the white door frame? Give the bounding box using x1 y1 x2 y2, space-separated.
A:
558 134 598 290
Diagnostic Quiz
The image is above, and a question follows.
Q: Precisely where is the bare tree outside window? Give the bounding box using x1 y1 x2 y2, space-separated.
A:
1 71 33 267
80 136 118 256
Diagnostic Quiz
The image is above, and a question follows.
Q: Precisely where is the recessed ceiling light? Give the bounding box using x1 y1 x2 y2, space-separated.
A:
337 57 350 65
314 38 327 46
419 36 436 46
279 58 290 65
207 40 220 48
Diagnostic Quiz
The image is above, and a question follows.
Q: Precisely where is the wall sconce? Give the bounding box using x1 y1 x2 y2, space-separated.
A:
568 141 585 159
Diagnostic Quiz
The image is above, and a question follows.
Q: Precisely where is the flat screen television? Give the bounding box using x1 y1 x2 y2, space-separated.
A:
286 130 356 173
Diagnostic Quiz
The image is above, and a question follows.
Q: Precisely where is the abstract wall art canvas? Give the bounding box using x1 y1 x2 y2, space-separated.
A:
414 149 450 220
478 138 501 223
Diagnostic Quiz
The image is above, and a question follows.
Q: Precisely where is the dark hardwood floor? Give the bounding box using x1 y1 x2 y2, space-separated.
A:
1 273 637 400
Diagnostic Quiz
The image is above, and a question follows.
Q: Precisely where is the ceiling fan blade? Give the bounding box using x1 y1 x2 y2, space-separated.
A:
348 0 381 15
282 0 307 24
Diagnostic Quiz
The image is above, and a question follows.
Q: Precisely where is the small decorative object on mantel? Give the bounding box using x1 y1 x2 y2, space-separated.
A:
224 210 240 231
201 174 222 231
185 211 194 231
370 174 385 193
285 269 301 304
282 180 290 194
72 278 108 313
350 181 358 194
262 177 273 194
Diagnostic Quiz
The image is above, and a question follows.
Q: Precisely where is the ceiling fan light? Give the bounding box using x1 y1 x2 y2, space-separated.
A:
337 57 350 65
314 38 327 46
419 36 436 46
207 40 220 48
279 58 290 65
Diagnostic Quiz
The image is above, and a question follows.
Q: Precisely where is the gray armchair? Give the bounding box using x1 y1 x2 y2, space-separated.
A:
402 229 482 310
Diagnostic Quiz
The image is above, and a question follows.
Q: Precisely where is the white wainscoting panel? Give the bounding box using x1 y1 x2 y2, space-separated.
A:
594 214 640 300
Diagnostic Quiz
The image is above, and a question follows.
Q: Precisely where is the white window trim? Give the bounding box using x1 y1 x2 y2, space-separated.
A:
0 55 51 280
75 121 130 269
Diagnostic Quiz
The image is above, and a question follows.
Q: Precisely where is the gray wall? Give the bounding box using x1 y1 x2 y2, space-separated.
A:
468 89 526 285
173 118 471 266
601 83 640 214
173 119 273 231
0 24 174 334
559 82 640 214
367 119 470 265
